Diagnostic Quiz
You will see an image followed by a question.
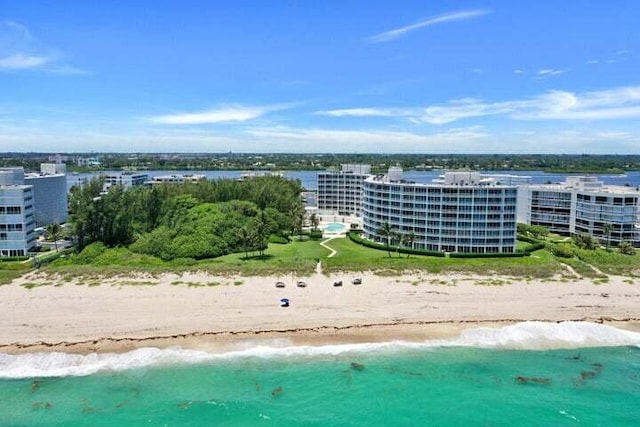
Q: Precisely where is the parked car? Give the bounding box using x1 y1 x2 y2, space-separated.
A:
333 280 343 287
352 277 362 285
275 281 286 288
297 281 307 288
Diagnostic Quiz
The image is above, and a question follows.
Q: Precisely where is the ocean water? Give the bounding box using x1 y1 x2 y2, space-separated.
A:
1 322 639 426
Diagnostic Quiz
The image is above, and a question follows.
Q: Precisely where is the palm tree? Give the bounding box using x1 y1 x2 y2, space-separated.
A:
45 223 62 252
376 221 394 257
603 223 613 251
236 226 254 259
310 213 320 231
289 204 304 240
401 231 416 258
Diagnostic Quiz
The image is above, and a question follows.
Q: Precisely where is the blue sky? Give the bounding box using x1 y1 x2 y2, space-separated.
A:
1 1 639 153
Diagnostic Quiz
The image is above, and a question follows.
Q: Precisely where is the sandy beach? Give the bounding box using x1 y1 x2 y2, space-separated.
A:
1 270 639 354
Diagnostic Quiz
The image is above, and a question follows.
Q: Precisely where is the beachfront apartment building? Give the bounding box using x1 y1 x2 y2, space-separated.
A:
0 168 36 257
519 176 640 246
362 170 518 253
24 163 69 227
317 164 372 216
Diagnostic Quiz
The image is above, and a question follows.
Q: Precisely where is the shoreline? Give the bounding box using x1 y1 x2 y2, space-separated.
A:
2 270 639 355
2 319 640 355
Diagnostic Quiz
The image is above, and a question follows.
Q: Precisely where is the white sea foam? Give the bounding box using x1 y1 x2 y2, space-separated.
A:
432 321 640 350
1 322 639 379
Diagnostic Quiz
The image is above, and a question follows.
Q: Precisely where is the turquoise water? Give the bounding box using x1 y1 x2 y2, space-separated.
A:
2 323 640 426
324 223 346 232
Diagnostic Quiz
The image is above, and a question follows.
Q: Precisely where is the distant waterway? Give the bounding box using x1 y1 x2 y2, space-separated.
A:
67 170 640 192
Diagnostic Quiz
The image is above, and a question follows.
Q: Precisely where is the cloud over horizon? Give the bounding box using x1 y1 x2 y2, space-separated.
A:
147 104 292 125
316 85 640 124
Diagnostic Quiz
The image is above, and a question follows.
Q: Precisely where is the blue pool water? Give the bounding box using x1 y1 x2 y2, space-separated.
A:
324 223 346 232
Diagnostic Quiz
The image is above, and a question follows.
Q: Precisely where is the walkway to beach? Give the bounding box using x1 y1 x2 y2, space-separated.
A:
320 236 340 258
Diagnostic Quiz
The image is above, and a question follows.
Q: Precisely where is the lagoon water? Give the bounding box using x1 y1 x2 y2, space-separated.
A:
2 322 639 426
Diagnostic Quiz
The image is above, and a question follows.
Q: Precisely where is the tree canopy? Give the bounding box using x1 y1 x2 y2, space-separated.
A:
68 176 303 260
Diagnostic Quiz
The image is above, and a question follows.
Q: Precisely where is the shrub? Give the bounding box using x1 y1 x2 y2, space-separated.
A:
573 233 599 250
449 252 528 258
348 231 445 257
268 234 289 244
309 230 323 239
618 241 637 256
551 243 575 258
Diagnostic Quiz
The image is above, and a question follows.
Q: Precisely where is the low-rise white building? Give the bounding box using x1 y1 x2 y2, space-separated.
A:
104 172 149 190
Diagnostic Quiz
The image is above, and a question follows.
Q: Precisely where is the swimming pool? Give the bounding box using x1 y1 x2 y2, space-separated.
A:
324 222 346 233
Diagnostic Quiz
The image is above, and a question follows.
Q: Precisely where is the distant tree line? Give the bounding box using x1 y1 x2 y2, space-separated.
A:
3 153 640 174
68 176 304 260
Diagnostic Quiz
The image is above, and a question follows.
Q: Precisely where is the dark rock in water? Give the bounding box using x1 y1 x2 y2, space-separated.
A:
271 386 283 397
515 376 552 385
350 362 365 371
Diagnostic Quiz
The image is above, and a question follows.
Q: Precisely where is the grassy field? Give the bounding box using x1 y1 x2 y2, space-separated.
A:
0 259 32 285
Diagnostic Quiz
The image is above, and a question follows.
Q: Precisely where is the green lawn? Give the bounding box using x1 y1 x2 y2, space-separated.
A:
322 237 561 277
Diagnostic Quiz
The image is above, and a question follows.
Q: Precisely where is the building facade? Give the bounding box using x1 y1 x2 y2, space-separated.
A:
104 172 149 190
362 170 518 253
317 164 372 216
520 176 640 245
24 164 68 227
0 168 36 257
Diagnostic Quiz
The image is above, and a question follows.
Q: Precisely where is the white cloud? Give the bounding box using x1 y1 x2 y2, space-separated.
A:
147 104 290 125
317 86 640 125
365 10 490 43
0 21 81 73
316 107 405 118
0 53 51 69
586 59 599 65
244 125 490 152
537 69 565 78
513 69 525 74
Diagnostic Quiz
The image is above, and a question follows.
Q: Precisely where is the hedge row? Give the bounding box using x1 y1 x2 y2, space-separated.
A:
516 234 542 244
0 256 30 262
449 252 527 258
347 232 445 257
349 232 545 259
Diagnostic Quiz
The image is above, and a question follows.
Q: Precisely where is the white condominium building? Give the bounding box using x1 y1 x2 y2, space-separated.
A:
104 172 149 189
362 170 518 253
520 176 640 245
0 168 36 257
318 164 372 216
24 163 69 227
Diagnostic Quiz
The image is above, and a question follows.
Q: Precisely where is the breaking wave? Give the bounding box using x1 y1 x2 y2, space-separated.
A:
2 321 639 379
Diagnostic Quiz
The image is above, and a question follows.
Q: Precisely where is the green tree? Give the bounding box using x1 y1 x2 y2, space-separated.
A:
603 223 614 251
310 213 320 231
45 223 62 252
401 231 416 258
376 222 394 257
236 226 255 259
